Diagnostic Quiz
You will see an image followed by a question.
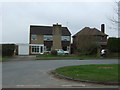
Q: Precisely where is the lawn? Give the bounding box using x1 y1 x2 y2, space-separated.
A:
0 56 12 61
0 57 2 61
36 54 119 60
36 54 98 60
53 64 119 83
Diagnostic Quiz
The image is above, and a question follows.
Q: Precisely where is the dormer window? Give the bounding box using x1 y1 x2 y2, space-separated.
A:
31 35 37 40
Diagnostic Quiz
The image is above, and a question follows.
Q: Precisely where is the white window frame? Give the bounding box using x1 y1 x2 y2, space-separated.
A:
61 36 70 41
44 35 53 41
31 44 44 54
31 34 37 40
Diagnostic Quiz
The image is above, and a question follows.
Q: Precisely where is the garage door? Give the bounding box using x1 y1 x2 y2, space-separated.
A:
18 44 29 55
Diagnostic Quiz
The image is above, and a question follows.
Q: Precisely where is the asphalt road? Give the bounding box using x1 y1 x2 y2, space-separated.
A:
2 56 119 88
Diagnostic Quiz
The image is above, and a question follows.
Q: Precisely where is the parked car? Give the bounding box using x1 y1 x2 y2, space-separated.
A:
101 49 106 57
55 49 70 55
64 51 69 55
55 49 65 55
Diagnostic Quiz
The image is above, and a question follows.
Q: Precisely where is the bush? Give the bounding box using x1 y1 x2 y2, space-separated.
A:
107 37 120 53
51 50 57 56
2 44 16 56
77 43 99 55
43 51 50 55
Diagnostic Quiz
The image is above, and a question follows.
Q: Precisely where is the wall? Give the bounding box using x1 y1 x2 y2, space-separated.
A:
30 35 44 44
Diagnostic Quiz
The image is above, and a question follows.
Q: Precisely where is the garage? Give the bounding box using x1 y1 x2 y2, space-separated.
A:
18 44 29 55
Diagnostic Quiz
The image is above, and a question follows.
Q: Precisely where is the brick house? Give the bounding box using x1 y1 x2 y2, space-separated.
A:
71 24 108 54
29 23 71 54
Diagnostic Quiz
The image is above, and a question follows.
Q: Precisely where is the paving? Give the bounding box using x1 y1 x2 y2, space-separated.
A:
2 56 119 88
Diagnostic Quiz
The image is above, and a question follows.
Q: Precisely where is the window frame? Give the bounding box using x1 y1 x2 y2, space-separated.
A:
61 36 70 41
31 45 44 54
44 35 53 41
31 34 37 40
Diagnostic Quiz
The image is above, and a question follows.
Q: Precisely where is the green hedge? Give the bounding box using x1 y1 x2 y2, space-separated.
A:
76 44 99 55
107 37 120 53
2 44 16 56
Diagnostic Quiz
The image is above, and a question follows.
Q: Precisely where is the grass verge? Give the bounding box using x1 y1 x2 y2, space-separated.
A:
36 54 119 60
53 64 119 83
36 55 97 59
0 56 12 61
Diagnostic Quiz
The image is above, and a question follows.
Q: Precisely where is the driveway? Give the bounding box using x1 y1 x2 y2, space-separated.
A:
2 56 119 88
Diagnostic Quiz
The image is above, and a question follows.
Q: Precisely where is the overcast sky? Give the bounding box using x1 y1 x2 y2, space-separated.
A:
1 1 118 43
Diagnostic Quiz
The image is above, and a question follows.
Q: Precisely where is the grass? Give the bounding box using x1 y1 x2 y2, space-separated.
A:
0 56 12 61
36 54 97 59
54 64 119 83
36 54 119 60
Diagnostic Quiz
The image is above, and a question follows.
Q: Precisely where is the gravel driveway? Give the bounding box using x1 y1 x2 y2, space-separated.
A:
2 56 119 88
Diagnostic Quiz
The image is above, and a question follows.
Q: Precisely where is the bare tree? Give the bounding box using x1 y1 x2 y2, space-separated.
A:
110 1 118 23
118 1 120 37
109 1 120 37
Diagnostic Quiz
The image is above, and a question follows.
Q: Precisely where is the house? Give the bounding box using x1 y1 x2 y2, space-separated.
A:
72 24 108 54
29 23 71 54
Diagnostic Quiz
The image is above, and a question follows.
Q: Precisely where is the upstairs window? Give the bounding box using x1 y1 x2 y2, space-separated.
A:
31 35 37 40
97 36 102 41
61 36 70 41
44 35 53 41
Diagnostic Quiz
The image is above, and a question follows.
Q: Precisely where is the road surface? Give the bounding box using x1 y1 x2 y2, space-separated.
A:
2 56 119 88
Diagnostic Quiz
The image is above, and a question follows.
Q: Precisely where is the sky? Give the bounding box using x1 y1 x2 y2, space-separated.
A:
0 1 118 43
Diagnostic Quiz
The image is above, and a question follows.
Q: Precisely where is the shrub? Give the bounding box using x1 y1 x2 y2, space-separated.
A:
107 37 120 53
77 43 99 55
43 51 50 55
51 50 57 56
2 44 16 56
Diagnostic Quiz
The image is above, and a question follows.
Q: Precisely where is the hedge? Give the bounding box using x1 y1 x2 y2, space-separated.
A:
2 44 16 56
107 37 120 53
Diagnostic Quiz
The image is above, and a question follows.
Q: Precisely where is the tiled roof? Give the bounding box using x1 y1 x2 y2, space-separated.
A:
73 27 108 36
30 25 71 36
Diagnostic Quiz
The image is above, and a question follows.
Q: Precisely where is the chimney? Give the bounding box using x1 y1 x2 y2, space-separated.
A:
52 23 62 50
101 24 105 33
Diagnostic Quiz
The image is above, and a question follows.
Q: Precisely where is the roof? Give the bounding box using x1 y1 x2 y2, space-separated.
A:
30 25 71 36
73 27 108 37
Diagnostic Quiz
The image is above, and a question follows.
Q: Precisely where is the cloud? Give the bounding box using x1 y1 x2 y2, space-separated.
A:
1 2 117 43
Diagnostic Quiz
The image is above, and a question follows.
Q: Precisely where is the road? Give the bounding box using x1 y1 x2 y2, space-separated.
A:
2 56 119 88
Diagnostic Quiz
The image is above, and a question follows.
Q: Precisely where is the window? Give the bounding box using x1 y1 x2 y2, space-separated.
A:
44 46 51 52
46 47 51 51
31 45 44 54
44 35 53 41
63 46 70 51
97 36 102 41
63 46 67 51
67 46 70 51
40 46 43 53
31 35 37 40
44 46 46 51
61 36 70 41
32 46 39 53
